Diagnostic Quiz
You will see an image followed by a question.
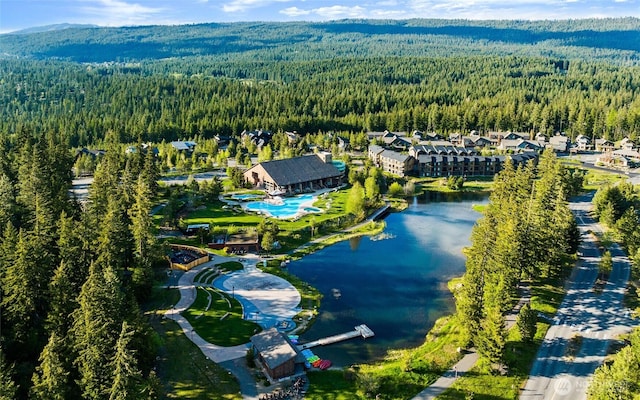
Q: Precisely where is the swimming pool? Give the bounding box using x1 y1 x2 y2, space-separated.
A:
245 194 319 218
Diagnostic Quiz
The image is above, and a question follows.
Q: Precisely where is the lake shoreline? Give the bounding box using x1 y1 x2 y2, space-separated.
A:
283 191 487 367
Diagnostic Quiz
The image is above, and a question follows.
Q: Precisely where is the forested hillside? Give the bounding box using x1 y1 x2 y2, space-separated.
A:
1 18 640 64
2 18 639 147
1 56 639 147
0 17 639 399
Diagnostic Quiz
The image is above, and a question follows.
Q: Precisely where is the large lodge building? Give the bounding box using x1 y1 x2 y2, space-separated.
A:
368 143 539 177
244 152 343 195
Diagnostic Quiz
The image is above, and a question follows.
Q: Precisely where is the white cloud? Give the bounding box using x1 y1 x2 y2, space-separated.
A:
370 9 409 17
280 6 312 16
404 0 583 19
79 0 165 26
280 5 368 19
314 5 367 18
222 0 293 13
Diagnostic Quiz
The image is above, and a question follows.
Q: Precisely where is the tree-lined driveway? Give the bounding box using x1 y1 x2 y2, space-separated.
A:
520 193 637 400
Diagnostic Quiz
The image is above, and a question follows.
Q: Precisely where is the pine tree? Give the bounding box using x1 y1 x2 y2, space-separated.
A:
109 322 142 400
96 196 133 272
0 221 17 278
128 177 156 300
141 146 159 197
73 263 125 400
87 140 122 221
516 303 537 342
476 277 507 370
57 212 91 296
30 332 70 400
129 177 154 263
456 212 498 345
0 349 17 400
0 174 16 229
1 230 49 357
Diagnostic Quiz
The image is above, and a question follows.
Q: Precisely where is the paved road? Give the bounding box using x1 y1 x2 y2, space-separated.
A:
159 170 227 186
412 284 531 399
520 193 638 400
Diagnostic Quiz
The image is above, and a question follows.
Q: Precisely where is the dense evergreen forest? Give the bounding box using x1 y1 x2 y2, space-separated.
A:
1 55 639 147
0 130 163 399
1 18 639 147
2 18 640 64
456 150 581 365
0 17 639 399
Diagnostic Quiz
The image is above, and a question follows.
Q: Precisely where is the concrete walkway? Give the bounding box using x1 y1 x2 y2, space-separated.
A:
164 259 251 363
411 283 531 400
164 255 303 399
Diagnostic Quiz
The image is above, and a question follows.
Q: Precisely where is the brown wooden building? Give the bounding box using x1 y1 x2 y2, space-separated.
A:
250 328 301 381
244 153 343 195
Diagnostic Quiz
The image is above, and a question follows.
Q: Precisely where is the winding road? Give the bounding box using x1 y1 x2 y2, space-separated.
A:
520 193 638 400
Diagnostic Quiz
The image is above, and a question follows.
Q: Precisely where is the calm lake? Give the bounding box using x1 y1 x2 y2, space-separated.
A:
288 191 488 366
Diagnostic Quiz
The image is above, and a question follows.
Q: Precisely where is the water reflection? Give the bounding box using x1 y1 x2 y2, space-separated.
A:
349 235 363 251
288 192 488 366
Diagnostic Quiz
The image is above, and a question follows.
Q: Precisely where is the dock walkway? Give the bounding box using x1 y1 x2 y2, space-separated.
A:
299 324 374 349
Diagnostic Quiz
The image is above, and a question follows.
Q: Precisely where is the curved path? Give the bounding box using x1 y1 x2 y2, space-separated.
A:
213 261 301 329
164 255 301 363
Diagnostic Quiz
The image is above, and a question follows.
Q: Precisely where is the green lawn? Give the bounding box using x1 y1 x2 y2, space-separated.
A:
415 177 494 194
217 261 244 272
305 370 361 400
583 169 627 191
342 315 467 400
144 287 241 399
188 201 264 227
183 287 261 346
438 265 573 399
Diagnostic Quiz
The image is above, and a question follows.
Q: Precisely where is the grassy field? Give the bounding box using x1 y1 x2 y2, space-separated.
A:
414 177 494 194
438 264 573 399
144 287 242 399
328 315 466 400
583 169 628 191
305 370 361 400
217 261 244 271
183 287 261 346
288 220 386 259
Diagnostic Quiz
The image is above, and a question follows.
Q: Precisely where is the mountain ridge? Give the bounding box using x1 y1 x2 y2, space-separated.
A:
1 18 639 64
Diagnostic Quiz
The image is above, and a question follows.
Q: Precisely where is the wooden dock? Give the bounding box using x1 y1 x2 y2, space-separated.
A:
299 324 375 349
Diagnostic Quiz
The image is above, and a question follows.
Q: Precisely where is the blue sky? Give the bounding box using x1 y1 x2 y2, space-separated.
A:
1 0 639 33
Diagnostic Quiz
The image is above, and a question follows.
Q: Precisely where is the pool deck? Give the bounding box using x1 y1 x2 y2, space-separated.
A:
223 189 334 219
